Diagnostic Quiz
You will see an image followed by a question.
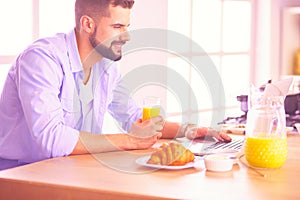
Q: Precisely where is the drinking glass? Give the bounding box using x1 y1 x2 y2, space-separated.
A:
142 96 161 121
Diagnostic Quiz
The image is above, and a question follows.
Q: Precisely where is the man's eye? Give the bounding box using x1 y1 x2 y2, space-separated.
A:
113 25 122 29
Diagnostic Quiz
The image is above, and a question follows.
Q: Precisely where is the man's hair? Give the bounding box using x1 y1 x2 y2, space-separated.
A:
75 0 134 30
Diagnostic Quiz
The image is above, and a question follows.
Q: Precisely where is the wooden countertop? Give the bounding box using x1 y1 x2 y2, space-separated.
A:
1 135 300 200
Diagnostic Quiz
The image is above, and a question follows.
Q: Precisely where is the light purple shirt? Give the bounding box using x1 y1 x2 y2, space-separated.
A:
0 29 141 169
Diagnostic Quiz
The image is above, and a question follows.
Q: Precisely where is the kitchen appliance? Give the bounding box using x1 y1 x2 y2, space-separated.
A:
220 93 300 128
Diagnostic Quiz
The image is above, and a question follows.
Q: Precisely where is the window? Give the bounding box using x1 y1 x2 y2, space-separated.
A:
39 0 75 37
0 0 75 92
0 0 33 56
167 0 252 126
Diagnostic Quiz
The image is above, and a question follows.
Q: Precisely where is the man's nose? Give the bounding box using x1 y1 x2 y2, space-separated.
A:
120 31 130 42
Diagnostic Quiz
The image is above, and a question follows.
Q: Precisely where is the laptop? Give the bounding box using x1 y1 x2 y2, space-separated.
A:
177 137 245 156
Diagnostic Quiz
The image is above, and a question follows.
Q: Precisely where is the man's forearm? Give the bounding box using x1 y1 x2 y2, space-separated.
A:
70 132 131 155
71 131 161 155
161 121 183 139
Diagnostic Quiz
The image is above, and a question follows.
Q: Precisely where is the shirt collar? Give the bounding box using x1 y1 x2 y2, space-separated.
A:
66 28 83 73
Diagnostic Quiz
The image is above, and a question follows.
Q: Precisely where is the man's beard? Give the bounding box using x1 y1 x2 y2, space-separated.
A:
89 27 123 61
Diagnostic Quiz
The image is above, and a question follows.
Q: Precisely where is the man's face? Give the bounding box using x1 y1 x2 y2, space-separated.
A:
89 5 131 61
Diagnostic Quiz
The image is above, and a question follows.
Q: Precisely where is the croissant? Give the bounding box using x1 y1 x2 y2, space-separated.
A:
147 142 195 166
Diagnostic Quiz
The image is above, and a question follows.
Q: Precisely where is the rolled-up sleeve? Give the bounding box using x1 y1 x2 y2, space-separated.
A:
16 46 79 158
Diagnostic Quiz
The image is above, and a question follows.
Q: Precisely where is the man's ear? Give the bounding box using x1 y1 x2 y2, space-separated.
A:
80 15 95 34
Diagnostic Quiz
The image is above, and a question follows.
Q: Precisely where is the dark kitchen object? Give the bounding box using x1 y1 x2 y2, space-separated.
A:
284 93 300 115
237 93 300 115
237 95 248 113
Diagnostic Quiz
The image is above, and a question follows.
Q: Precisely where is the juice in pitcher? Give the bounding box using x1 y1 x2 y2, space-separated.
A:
245 95 288 169
244 136 288 168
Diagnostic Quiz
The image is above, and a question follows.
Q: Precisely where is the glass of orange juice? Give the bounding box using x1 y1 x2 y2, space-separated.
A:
142 96 160 121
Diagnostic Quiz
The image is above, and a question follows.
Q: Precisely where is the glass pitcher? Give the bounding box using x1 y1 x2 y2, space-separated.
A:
244 93 288 169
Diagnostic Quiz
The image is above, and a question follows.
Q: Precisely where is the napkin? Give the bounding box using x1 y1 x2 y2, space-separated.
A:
262 77 293 99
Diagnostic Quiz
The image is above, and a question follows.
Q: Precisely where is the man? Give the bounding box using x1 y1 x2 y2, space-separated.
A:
0 0 231 170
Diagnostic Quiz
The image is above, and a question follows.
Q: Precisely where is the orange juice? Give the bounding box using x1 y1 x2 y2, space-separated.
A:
244 136 288 168
142 107 160 121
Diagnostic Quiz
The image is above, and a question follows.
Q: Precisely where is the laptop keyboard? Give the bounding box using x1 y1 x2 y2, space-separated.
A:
193 138 244 156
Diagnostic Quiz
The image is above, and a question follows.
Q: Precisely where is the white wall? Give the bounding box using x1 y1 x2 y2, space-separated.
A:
252 0 272 86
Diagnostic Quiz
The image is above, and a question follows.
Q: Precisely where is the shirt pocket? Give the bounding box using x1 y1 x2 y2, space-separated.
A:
60 98 79 127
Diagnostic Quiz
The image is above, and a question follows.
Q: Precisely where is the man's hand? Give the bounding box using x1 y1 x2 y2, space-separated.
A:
128 116 164 149
185 126 232 142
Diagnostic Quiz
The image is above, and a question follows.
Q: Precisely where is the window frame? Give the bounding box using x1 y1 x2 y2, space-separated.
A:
166 0 254 125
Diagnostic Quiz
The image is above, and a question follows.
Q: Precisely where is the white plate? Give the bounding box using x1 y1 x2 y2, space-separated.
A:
135 155 200 170
222 124 246 135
